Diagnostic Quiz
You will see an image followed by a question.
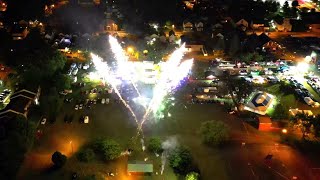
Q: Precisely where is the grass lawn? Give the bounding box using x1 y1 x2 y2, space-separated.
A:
20 92 234 180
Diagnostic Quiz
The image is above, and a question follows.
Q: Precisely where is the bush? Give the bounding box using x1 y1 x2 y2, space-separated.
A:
51 151 67 168
77 148 95 162
200 121 229 146
271 104 289 120
186 172 200 180
147 137 163 154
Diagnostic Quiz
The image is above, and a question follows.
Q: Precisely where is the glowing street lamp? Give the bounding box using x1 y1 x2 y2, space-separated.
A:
282 129 287 134
127 47 134 54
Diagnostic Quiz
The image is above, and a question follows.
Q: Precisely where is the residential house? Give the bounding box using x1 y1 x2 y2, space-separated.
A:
274 18 292 32
309 24 320 33
0 1 7 12
244 33 272 51
251 19 265 30
195 22 204 32
236 19 249 27
212 23 223 31
11 26 29 40
263 40 282 52
105 19 118 31
236 19 249 32
183 21 193 32
185 43 204 53
236 19 249 29
169 34 176 43
283 18 292 32
0 87 41 120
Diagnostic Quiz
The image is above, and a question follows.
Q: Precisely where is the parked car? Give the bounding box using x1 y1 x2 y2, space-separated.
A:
83 64 90 70
84 116 89 123
71 63 77 69
239 70 247 75
79 104 83 109
72 68 78 75
75 104 79 110
101 98 105 104
304 97 320 107
40 117 47 125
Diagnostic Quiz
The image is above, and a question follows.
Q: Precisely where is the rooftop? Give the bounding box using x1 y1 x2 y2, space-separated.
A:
127 163 153 173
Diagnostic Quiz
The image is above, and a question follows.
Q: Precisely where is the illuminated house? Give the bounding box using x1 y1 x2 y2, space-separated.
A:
183 21 193 32
11 26 29 40
244 91 274 115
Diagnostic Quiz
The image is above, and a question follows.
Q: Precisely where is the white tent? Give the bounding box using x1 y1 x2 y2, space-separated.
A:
244 91 274 115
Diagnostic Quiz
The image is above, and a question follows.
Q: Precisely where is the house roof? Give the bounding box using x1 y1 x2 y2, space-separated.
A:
236 19 249 27
1 96 31 115
127 163 153 173
0 88 39 118
258 33 271 44
11 89 36 99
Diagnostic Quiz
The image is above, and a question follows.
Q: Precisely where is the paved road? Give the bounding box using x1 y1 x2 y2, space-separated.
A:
224 115 316 180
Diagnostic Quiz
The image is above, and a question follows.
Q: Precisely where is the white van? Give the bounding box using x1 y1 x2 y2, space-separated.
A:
84 116 89 123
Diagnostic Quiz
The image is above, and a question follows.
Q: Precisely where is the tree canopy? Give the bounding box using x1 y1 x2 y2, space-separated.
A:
6 0 49 21
200 121 229 146
0 115 36 178
168 146 193 175
147 137 163 154
77 148 95 162
51 151 67 168
271 104 289 120
92 138 121 161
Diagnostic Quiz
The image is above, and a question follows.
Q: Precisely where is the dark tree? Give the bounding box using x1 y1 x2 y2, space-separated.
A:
292 0 299 8
51 151 67 168
147 137 163 154
0 115 36 178
6 0 49 21
77 148 95 162
226 78 253 108
272 104 289 120
282 1 291 17
169 146 193 175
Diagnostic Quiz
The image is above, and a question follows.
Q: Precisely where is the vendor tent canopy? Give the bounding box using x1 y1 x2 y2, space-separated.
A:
244 91 274 115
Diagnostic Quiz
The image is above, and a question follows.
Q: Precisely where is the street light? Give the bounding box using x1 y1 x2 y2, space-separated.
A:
282 129 287 134
69 141 73 153
127 47 134 55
